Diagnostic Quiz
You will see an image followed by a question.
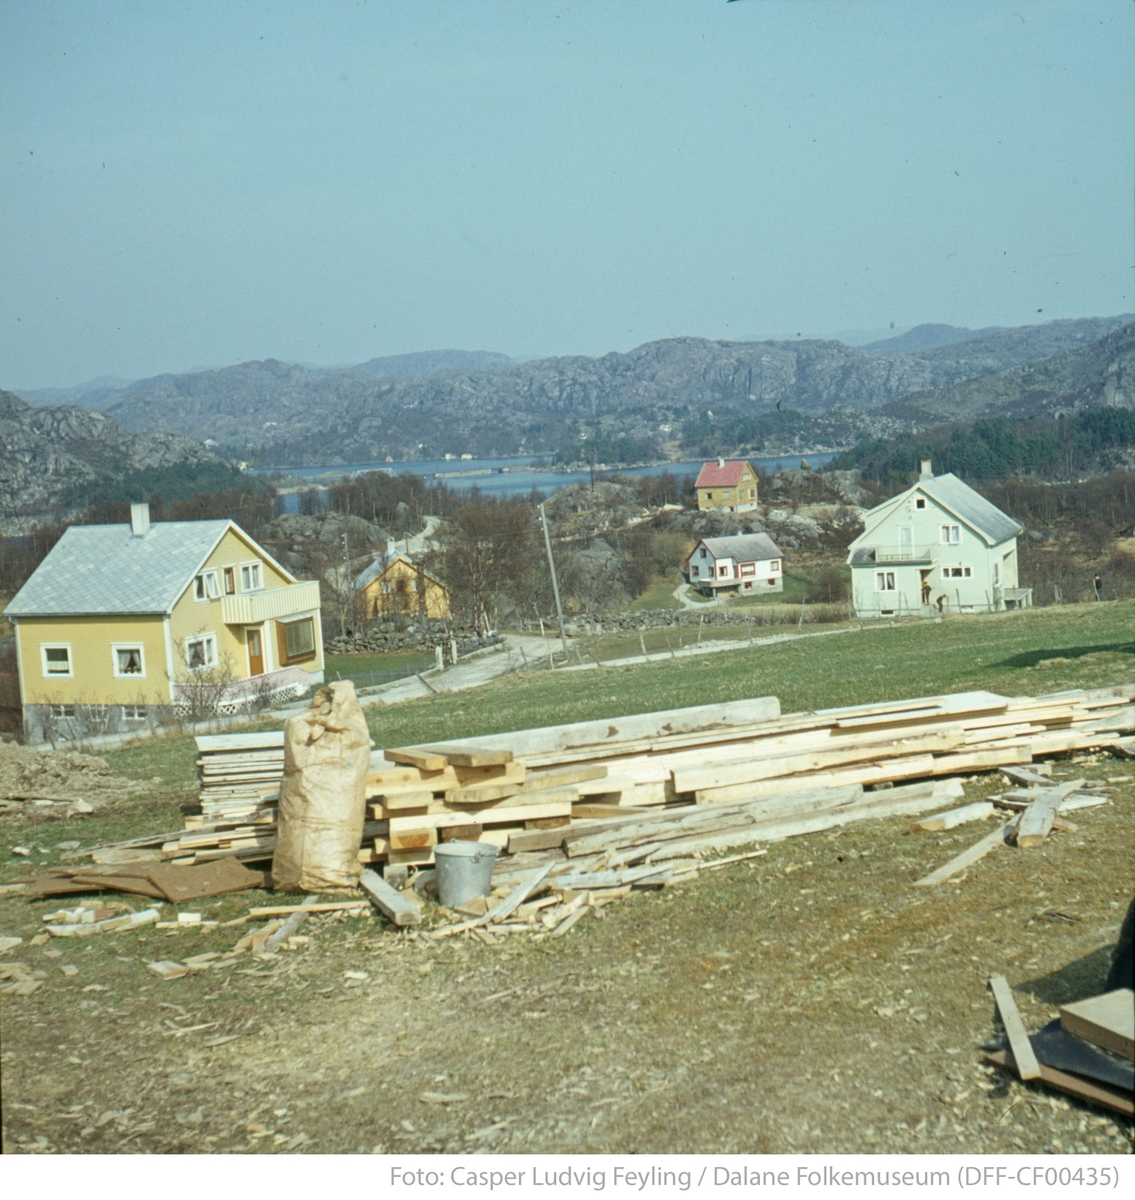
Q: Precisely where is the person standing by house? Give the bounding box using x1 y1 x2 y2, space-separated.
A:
1094 574 1103 601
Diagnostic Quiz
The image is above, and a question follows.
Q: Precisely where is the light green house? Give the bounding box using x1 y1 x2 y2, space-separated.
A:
846 460 1032 618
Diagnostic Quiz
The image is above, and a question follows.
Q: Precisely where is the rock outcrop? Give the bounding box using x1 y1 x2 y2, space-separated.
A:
0 390 218 528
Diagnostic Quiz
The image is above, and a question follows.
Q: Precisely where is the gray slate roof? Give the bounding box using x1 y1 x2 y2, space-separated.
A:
699 533 783 562
920 474 1023 544
6 520 232 617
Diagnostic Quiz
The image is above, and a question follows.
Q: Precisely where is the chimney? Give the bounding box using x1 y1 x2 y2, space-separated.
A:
717 457 725 469
130 502 151 537
919 458 933 479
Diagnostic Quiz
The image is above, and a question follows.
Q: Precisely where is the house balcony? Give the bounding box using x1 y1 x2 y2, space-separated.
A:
873 545 935 564
220 581 321 626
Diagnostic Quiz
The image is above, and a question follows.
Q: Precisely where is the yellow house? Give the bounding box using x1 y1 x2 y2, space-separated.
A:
353 550 450 621
694 459 760 513
7 504 323 742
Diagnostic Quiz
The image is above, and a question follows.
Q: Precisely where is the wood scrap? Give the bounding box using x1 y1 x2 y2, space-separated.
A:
909 801 996 832
985 1049 1133 1116
989 974 1042 1080
912 822 1015 887
359 868 421 927
1060 989 1134 1061
1013 780 1085 848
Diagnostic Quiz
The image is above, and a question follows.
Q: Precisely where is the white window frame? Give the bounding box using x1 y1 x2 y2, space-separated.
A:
41 643 73 678
939 524 961 545
240 561 264 592
875 571 896 592
111 643 146 679
195 569 221 601
50 703 76 718
122 704 148 721
185 633 218 672
739 563 756 577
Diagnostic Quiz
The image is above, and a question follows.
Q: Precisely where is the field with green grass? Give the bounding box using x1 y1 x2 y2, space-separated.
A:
1 599 1132 1155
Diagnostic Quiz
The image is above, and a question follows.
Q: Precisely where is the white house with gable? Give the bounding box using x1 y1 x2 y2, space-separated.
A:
846 459 1031 618
686 533 784 598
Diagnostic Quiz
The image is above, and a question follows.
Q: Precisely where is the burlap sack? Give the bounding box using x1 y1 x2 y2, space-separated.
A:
271 680 371 892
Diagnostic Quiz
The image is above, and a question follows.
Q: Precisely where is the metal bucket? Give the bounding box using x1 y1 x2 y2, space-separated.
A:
433 841 499 909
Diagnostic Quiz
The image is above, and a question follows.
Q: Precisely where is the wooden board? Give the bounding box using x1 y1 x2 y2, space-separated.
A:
383 747 450 771
359 868 421 926
405 696 781 761
1060 990 1135 1061
989 974 1042 1080
984 1050 1133 1116
912 822 1014 887
1014 780 1085 848
672 733 962 794
405 744 514 768
909 801 995 833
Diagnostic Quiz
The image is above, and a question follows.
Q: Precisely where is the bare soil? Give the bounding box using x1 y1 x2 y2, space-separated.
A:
1 753 1132 1156
0 740 144 812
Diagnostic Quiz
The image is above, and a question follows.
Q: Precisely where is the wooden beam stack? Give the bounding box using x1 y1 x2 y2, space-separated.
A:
192 731 285 823
79 684 1132 875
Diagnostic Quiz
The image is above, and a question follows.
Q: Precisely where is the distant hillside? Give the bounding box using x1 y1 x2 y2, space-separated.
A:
353 349 514 378
876 321 1135 425
0 390 219 528
15 315 1133 470
860 323 1006 355
16 376 136 410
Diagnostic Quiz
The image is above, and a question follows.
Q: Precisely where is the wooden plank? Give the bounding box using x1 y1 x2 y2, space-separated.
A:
248 901 365 917
440 824 483 842
371 789 435 811
909 801 995 833
447 785 579 810
1060 990 1134 1061
359 868 421 926
989 974 1042 1080
571 803 654 820
387 802 572 833
415 696 781 760
929 746 1031 775
408 744 513 767
507 827 570 853
388 828 438 852
384 747 450 771
1015 780 1085 848
525 764 609 789
1000 765 1054 787
672 733 962 794
195 732 285 753
912 822 1014 887
984 1050 1133 1117
693 754 936 805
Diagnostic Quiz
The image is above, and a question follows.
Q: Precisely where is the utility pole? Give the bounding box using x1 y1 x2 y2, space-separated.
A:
539 502 569 662
340 500 352 637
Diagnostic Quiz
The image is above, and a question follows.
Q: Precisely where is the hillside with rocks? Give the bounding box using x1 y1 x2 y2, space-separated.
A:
0 390 218 531
85 315 1132 466
877 320 1135 425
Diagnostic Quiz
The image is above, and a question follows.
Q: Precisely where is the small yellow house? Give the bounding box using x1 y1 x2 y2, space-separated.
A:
7 504 323 742
353 550 450 621
694 459 760 513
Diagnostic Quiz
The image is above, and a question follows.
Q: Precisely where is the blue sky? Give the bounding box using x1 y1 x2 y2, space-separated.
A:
2 1 1132 389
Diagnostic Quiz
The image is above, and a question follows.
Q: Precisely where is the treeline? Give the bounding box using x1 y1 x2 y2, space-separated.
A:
682 409 811 458
58 460 255 514
830 410 1135 484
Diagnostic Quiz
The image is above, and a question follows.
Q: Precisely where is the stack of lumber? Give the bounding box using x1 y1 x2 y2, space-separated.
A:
192 731 285 824
985 978 1134 1116
69 684 1132 876
369 684 1134 868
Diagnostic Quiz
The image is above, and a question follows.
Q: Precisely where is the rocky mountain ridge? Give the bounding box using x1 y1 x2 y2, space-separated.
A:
79 314 1132 465
0 390 219 531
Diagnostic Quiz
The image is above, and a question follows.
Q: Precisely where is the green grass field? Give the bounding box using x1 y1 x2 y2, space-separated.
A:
359 600 1133 749
15 599 1124 824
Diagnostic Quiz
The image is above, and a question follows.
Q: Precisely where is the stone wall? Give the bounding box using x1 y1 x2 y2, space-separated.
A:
326 619 501 657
